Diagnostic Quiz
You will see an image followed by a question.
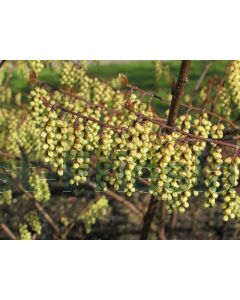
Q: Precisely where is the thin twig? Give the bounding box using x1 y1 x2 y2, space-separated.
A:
150 92 239 129
41 93 240 151
16 182 62 237
42 96 126 131
34 202 61 236
38 75 240 130
86 181 143 218
0 223 17 240
194 61 213 91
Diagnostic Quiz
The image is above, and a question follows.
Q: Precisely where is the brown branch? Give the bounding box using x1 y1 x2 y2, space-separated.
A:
162 61 191 238
194 61 213 92
41 92 240 152
139 61 191 240
56 98 240 149
169 211 178 239
0 223 17 240
152 93 239 129
38 75 240 130
140 196 158 239
85 181 158 232
139 85 238 129
42 97 126 132
34 202 61 236
16 182 62 238
213 61 233 106
167 61 191 129
86 181 142 218
132 111 240 151
128 70 239 130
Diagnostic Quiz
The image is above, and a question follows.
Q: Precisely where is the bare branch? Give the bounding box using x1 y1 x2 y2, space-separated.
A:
34 202 61 236
140 61 192 240
1 223 17 240
194 61 212 91
167 61 191 129
140 196 158 240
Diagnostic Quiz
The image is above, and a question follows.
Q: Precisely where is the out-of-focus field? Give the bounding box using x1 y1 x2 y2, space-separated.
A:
10 60 228 93
88 60 228 93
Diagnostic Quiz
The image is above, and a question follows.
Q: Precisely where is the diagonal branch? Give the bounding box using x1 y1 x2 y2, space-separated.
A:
194 61 213 92
1 223 17 240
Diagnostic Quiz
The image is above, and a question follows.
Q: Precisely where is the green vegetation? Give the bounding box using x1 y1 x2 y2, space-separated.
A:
9 60 228 94
88 60 228 93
